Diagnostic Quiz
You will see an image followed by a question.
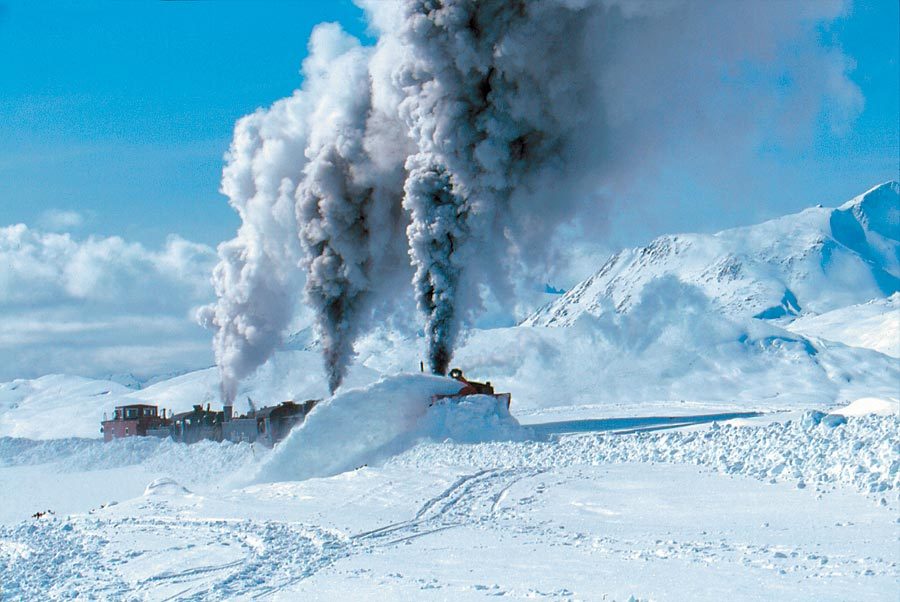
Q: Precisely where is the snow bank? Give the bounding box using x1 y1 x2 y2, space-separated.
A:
253 374 525 483
0 436 259 489
832 397 898 417
389 414 899 502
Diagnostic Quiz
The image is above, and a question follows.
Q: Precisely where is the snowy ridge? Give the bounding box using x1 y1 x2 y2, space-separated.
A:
0 375 133 440
786 293 900 358
523 181 899 327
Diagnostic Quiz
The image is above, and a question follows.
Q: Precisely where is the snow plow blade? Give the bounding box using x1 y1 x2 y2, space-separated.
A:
429 368 511 410
430 392 511 410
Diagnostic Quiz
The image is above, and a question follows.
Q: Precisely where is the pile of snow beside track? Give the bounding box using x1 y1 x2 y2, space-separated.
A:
390 414 899 502
0 436 259 487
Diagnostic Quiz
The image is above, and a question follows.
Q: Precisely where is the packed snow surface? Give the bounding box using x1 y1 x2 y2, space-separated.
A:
0 403 896 600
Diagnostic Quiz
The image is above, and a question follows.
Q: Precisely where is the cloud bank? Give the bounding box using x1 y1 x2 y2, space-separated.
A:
0 224 216 381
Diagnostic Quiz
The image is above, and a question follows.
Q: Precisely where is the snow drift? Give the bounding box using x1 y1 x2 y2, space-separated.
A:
253 374 524 483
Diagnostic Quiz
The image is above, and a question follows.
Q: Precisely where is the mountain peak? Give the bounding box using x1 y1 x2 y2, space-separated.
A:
839 180 899 214
524 183 900 328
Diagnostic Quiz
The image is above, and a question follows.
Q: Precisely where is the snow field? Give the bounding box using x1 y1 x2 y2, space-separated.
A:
0 436 259 487
0 376 896 599
2 460 895 600
0 401 897 600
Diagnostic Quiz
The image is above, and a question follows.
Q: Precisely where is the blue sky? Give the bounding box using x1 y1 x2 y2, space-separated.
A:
0 0 897 381
0 0 370 246
0 0 896 249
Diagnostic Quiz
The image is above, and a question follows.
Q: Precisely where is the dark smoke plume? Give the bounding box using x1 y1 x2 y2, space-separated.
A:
296 26 411 393
390 0 598 373
204 0 862 396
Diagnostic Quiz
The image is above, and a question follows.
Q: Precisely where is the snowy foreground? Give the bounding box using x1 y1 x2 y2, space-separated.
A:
1 375 897 601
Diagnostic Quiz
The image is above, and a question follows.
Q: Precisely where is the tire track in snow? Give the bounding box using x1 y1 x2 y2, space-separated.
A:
353 467 547 548
0 468 544 600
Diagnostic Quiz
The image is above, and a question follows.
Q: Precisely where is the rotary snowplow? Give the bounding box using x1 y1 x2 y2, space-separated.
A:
430 368 512 410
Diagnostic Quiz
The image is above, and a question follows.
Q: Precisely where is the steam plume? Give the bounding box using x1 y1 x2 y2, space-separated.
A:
205 0 862 395
388 0 599 373
296 28 408 393
197 106 307 403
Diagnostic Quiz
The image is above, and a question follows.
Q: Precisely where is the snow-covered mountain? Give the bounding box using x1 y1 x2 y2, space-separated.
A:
524 181 899 327
786 293 900 358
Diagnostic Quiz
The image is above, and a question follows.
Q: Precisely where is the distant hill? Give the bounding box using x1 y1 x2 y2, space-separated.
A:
786 293 899 359
523 181 899 327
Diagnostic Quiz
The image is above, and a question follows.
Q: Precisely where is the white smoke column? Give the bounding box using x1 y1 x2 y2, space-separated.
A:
199 24 406 402
198 107 307 403
295 25 410 393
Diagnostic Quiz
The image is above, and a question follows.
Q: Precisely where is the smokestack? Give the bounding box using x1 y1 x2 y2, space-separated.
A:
224 405 233 422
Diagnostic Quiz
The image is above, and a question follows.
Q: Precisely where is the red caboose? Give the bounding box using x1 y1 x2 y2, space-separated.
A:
100 404 168 441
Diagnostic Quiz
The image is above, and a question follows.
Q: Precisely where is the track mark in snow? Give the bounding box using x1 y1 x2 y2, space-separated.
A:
353 467 546 551
0 469 545 600
0 516 350 601
352 468 495 541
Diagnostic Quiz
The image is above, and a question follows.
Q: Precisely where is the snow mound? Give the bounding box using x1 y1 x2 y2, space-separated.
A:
254 374 523 483
391 414 899 500
833 397 898 417
143 477 191 497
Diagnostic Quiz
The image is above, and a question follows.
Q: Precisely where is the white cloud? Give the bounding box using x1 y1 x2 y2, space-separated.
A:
0 223 217 381
36 209 85 231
